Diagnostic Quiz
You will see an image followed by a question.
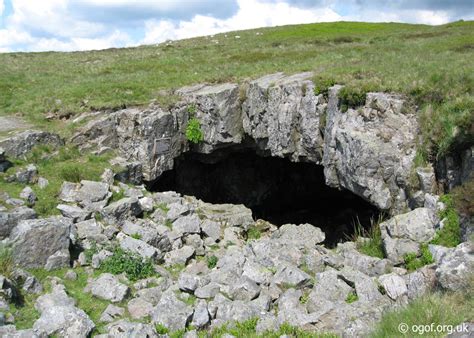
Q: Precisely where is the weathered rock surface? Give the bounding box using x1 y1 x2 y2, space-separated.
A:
10 216 71 268
85 273 129 302
436 242 474 291
0 206 36 239
0 130 63 158
380 208 438 263
33 284 94 337
323 90 418 213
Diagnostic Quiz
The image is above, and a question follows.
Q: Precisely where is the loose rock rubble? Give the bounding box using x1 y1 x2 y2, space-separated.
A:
0 174 470 336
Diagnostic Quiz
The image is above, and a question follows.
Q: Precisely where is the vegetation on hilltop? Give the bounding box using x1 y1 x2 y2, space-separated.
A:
0 21 473 157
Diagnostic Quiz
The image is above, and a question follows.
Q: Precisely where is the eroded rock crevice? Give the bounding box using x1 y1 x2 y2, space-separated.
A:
150 147 380 246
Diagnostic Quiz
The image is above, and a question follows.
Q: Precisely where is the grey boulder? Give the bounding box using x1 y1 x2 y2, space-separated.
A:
10 216 71 269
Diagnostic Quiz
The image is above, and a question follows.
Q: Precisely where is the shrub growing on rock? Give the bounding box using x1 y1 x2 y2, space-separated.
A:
100 247 156 281
185 118 204 144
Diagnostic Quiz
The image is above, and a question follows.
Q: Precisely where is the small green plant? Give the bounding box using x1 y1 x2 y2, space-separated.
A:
157 202 170 213
403 244 434 272
164 219 173 228
207 255 218 269
346 291 359 304
110 189 126 203
338 82 378 112
186 117 204 144
186 103 197 114
130 233 142 240
155 324 169 334
100 247 156 281
300 291 310 304
313 76 336 95
246 226 262 241
431 194 461 247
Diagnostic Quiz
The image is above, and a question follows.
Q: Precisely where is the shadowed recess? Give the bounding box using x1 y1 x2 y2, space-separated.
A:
150 147 380 246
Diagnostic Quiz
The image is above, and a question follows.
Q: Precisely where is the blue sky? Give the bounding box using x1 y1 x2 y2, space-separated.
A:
0 0 472 52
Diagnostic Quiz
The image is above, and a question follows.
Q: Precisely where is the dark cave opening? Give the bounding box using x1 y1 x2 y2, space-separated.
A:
149 148 380 246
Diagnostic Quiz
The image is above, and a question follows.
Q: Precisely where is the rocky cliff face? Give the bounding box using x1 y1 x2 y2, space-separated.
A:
73 72 423 215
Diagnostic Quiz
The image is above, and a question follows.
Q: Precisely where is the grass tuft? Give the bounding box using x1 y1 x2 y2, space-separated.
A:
430 194 461 247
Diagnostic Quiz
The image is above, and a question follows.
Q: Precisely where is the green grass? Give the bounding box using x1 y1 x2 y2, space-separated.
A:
0 244 14 279
109 189 126 203
352 216 385 259
200 318 337 338
0 145 114 216
370 290 474 337
403 244 434 272
0 21 472 158
99 247 157 281
431 194 461 247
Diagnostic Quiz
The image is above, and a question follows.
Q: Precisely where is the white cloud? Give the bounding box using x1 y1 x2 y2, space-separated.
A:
25 30 133 52
143 0 341 44
8 0 105 38
0 0 472 52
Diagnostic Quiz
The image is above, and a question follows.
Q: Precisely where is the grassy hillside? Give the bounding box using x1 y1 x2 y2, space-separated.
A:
0 21 473 158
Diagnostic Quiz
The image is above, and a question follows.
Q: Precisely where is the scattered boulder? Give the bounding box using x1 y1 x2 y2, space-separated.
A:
100 304 125 323
117 233 160 260
0 130 63 158
105 320 157 337
102 197 142 224
127 297 154 319
85 273 129 302
380 208 438 263
10 164 38 184
19 187 36 206
151 290 193 331
0 206 36 239
436 242 474 291
57 204 91 222
33 284 95 337
273 223 325 248
10 216 71 269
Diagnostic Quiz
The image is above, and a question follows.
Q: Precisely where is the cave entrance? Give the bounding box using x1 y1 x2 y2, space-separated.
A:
149 148 380 247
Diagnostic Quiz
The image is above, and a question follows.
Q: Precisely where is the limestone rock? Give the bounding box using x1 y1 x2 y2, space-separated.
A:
323 90 418 213
380 208 438 263
102 197 142 224
117 232 160 260
436 242 474 291
0 206 36 239
150 290 193 331
19 187 36 205
85 273 129 302
273 223 325 248
0 130 63 158
33 284 94 337
242 72 324 163
127 297 154 319
105 320 158 337
10 216 71 269
100 304 125 323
